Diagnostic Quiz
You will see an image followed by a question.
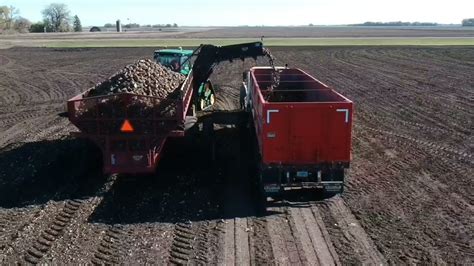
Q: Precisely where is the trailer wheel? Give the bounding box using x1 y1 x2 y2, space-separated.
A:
255 171 267 215
203 119 215 162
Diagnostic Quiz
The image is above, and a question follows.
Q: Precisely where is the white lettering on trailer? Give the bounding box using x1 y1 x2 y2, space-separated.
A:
336 109 350 123
267 132 276 138
267 109 279 124
133 155 143 161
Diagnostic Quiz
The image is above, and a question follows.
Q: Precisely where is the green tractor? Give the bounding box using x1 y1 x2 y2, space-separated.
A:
154 48 215 111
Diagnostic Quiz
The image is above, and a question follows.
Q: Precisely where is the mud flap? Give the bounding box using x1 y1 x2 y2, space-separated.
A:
322 183 344 194
322 168 345 195
261 167 283 197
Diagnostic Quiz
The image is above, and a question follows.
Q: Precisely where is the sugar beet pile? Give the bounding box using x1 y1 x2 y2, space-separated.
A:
86 59 185 98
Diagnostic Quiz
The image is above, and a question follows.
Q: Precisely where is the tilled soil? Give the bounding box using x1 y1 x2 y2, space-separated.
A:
0 46 472 265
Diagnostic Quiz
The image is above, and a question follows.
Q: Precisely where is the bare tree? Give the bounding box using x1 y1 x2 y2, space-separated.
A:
0 5 19 30
42 3 71 32
14 17 31 33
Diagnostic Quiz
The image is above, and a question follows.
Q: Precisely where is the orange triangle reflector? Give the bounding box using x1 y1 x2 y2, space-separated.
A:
120 119 134 132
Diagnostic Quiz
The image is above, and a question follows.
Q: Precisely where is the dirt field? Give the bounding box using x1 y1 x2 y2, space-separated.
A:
0 46 472 264
2 26 474 40
184 26 474 38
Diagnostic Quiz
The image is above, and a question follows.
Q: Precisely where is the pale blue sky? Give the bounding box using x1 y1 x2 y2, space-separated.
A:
3 0 473 26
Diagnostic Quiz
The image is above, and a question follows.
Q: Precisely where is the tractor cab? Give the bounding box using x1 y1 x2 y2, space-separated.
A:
154 47 215 110
153 48 193 75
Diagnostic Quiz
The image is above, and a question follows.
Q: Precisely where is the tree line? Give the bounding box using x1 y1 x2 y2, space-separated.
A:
1 3 82 33
103 23 178 28
0 6 32 33
351 21 438 26
462 18 474 27
1 2 180 34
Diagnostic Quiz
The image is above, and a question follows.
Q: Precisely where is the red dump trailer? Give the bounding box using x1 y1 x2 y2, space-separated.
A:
67 70 195 174
67 42 269 174
242 67 353 195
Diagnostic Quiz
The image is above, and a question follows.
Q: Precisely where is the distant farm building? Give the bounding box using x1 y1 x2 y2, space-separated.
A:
89 26 101 32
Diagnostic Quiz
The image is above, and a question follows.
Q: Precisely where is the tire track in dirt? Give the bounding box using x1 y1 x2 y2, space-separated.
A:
0 77 22 105
0 134 110 264
0 114 71 149
206 107 274 265
375 131 473 200
168 220 220 265
0 202 62 264
234 217 251 265
248 216 273 265
346 130 472 264
0 104 64 131
91 225 130 264
331 48 474 121
1 69 51 104
361 125 473 162
24 199 84 264
168 222 197 264
12 172 109 264
364 49 474 115
30 71 68 102
39 175 118 264
0 208 42 263
266 206 308 265
288 205 340 265
321 197 386 265
302 48 472 151
217 173 256 265
0 55 13 68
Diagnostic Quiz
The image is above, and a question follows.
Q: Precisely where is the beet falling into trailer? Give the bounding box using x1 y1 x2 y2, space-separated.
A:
67 42 271 174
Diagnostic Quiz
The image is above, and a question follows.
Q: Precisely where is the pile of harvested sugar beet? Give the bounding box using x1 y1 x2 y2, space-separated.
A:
86 59 186 98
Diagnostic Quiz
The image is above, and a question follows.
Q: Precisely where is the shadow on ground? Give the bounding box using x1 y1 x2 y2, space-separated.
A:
87 124 332 225
0 116 332 223
0 138 105 208
87 126 264 224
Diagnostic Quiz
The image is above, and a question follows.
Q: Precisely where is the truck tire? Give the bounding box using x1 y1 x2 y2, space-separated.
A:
202 119 215 162
240 85 246 110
